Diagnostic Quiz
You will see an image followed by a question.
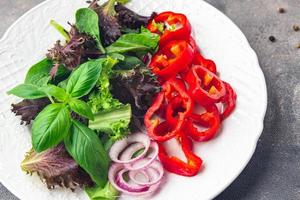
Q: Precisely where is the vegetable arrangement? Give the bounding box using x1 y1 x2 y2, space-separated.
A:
7 0 236 199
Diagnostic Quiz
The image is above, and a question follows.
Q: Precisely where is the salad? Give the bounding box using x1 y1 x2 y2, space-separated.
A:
7 0 237 199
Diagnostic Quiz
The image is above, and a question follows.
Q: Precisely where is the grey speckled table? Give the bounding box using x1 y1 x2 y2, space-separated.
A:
1 0 299 200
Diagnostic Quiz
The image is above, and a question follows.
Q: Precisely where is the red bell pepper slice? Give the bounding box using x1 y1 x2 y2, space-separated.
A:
158 133 202 177
189 37 217 74
149 40 194 81
185 105 221 142
147 11 192 47
220 82 237 120
193 53 217 74
144 79 193 142
184 65 226 106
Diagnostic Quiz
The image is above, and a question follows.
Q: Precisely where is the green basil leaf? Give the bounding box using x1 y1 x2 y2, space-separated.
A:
66 59 104 98
32 103 71 152
65 120 109 187
25 58 53 86
76 8 105 53
85 182 119 200
105 31 160 54
40 85 69 102
7 84 47 99
69 99 94 120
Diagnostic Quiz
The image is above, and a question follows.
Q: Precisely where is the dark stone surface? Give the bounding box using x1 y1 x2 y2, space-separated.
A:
0 0 299 199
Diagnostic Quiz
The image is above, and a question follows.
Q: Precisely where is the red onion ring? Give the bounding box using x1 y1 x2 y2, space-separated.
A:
129 160 164 186
109 163 161 196
109 133 151 164
116 168 150 193
119 142 145 161
124 142 159 170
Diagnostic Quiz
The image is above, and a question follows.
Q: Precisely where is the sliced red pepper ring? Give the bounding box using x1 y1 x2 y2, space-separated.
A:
185 105 221 142
193 53 217 74
144 79 193 142
158 134 202 177
184 65 226 106
149 40 194 81
147 11 192 47
220 82 237 120
189 37 217 74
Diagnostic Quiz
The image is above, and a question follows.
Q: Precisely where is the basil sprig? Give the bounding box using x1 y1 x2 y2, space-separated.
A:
26 58 109 186
32 59 103 152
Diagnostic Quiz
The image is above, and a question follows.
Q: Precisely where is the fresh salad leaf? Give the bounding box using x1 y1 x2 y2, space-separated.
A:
89 104 131 141
7 84 47 99
11 98 50 125
76 8 105 53
88 57 121 113
41 84 69 102
25 58 53 86
50 20 71 42
69 99 94 120
116 4 153 29
108 52 125 61
65 120 109 187
114 55 145 70
21 144 93 190
32 103 71 152
105 31 159 54
47 25 92 70
66 59 104 98
90 0 122 46
85 182 119 200
111 67 161 117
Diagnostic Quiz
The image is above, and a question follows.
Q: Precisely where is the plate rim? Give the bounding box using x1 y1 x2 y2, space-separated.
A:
0 0 268 199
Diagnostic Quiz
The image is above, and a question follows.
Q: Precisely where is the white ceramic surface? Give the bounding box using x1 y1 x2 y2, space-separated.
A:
0 0 267 200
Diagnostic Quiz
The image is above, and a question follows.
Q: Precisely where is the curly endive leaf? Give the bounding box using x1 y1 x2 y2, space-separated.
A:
21 144 93 190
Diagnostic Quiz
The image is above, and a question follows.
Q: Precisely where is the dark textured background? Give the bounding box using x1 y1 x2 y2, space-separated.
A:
1 0 299 199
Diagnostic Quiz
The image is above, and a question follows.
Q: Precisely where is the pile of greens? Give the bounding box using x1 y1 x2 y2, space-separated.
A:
7 0 160 199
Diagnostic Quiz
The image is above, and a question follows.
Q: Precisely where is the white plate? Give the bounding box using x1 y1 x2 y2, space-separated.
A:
0 0 267 200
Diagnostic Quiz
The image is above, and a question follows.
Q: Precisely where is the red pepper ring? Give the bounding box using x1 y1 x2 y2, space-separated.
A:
147 11 192 47
185 105 221 142
184 65 226 106
220 82 237 120
149 40 194 81
165 96 188 126
144 79 193 142
189 37 217 74
158 133 202 177
193 53 217 74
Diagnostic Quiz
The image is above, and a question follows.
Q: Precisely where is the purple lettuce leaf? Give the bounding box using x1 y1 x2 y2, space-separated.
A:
21 144 93 190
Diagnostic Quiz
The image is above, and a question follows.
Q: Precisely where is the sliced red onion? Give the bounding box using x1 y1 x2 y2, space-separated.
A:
108 133 164 197
120 142 145 161
116 169 150 193
109 133 151 164
124 142 159 170
129 160 164 186
109 163 161 196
